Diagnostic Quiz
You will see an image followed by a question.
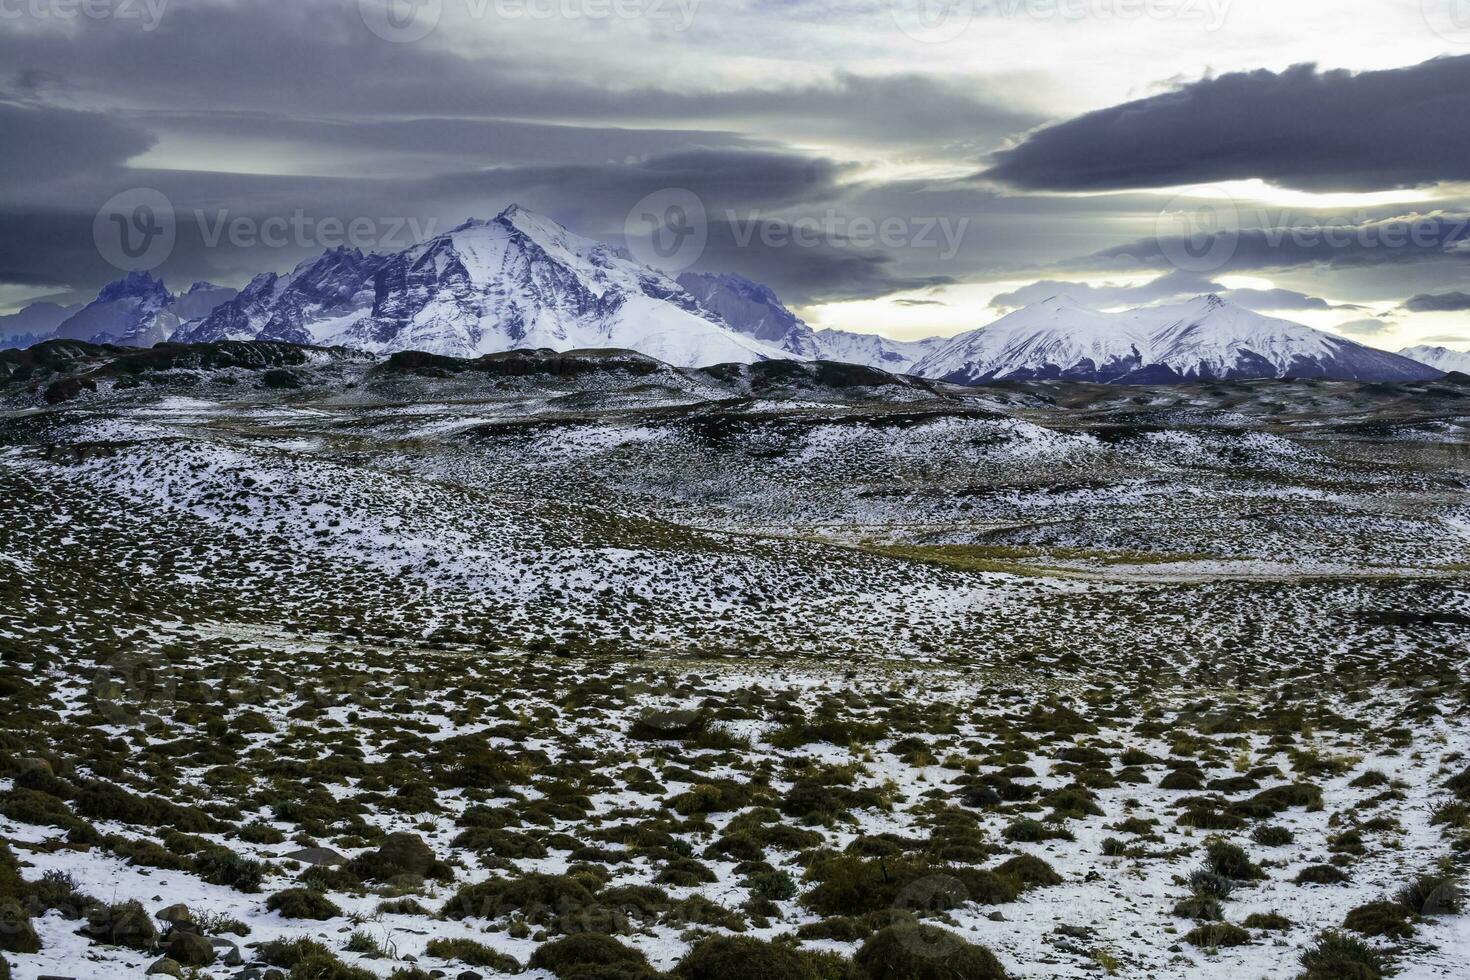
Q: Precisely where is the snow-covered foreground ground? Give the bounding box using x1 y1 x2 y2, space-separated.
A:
0 347 1467 979
2 639 1468 980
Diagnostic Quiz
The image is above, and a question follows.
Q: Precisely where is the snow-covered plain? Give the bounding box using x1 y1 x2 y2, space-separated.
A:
1 347 1468 980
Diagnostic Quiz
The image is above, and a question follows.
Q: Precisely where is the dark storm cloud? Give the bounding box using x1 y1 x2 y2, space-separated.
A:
689 218 956 305
990 270 1221 309
0 0 1043 308
1086 212 1470 274
0 103 155 188
989 271 1354 313
985 55 1470 192
1224 288 1362 313
0 146 926 305
133 111 774 172
1401 291 1470 312
0 2 1035 149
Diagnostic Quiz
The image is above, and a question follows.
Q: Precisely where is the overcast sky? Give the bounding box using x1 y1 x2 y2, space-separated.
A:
4 0 1470 348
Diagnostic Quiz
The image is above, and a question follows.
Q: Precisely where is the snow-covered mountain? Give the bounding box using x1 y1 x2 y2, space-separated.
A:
1399 344 1470 375
171 281 241 322
181 206 789 367
34 274 237 349
176 248 390 347
813 329 945 374
677 272 822 358
53 272 181 347
677 271 944 372
914 295 1442 384
10 210 1448 384
0 302 79 349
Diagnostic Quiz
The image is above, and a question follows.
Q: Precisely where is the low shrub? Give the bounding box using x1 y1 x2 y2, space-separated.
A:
1242 912 1291 931
1294 865 1350 886
1184 923 1250 948
677 934 825 980
425 937 522 972
1205 840 1264 881
1343 901 1414 939
803 856 1015 917
1299 931 1391 980
81 899 156 951
1395 872 1462 915
265 887 342 920
992 855 1062 890
855 922 1009 980
1251 825 1294 847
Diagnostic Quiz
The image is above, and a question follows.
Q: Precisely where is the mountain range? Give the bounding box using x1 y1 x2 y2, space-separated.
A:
1 205 1458 383
177 207 787 366
1398 344 1470 375
1 275 238 351
914 294 1441 384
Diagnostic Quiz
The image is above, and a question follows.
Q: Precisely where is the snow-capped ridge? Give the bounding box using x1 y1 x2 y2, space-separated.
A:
677 271 946 371
180 204 791 367
1399 344 1470 375
915 295 1441 384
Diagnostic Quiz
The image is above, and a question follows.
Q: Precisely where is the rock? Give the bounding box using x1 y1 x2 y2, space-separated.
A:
154 903 194 928
212 937 244 965
166 931 216 967
145 957 184 977
42 376 96 405
279 846 346 866
456 972 484 980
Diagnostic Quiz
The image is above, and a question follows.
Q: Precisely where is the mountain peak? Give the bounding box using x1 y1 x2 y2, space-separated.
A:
492 204 572 242
178 204 789 367
96 271 169 305
915 297 1442 384
1398 343 1470 374
1038 294 1090 312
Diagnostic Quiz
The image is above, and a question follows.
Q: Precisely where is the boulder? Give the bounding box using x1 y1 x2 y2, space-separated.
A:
165 930 215 967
